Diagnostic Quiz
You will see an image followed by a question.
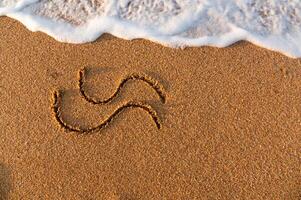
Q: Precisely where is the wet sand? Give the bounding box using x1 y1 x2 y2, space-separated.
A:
0 17 300 199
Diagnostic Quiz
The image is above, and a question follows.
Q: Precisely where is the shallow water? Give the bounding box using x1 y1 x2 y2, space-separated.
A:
1 0 301 58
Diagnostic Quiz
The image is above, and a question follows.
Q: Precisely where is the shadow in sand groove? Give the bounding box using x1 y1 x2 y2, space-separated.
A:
0 163 11 200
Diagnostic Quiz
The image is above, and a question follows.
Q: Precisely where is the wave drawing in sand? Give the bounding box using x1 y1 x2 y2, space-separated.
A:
51 68 166 133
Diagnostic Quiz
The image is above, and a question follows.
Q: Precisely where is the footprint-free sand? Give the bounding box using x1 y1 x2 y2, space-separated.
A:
0 17 300 199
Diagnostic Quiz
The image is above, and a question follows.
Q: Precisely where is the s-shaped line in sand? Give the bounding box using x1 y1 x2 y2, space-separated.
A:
51 69 166 133
78 68 166 104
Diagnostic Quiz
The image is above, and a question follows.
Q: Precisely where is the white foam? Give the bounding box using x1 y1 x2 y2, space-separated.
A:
0 0 38 15
1 0 301 58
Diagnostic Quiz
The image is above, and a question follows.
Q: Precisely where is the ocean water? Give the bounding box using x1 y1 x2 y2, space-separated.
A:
1 0 301 58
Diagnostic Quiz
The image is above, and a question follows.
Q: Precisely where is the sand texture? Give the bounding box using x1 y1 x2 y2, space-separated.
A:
0 17 301 199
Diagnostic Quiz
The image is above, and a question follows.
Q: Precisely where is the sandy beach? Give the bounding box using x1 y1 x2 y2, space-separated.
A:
0 17 301 199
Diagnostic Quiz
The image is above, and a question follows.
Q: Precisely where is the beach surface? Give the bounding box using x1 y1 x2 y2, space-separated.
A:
0 17 301 199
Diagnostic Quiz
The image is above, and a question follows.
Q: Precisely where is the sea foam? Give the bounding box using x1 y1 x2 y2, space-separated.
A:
1 0 301 58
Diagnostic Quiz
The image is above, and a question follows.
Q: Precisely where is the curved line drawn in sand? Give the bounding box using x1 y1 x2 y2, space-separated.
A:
51 70 167 133
79 68 166 104
52 90 161 133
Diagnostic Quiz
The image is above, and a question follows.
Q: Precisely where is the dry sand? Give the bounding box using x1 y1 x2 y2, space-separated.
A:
0 17 300 199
